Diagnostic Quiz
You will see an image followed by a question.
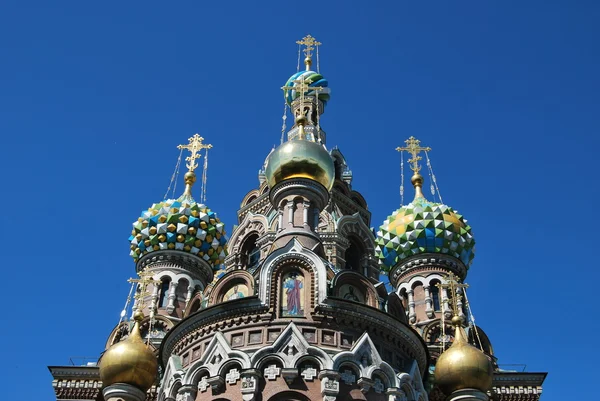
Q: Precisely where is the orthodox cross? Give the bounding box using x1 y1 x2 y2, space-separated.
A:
128 268 161 311
396 136 431 173
177 134 212 172
436 272 469 317
296 34 321 59
281 75 326 121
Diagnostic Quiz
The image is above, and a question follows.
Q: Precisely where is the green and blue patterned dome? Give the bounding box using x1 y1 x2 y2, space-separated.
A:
284 70 330 106
375 196 475 272
129 194 228 267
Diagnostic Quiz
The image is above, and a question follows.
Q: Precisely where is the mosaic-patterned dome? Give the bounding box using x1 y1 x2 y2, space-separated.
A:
284 70 330 106
129 198 227 267
375 196 475 272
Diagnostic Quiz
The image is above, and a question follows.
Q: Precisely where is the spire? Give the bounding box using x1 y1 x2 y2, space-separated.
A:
296 34 321 71
396 136 431 200
282 35 330 144
177 134 212 201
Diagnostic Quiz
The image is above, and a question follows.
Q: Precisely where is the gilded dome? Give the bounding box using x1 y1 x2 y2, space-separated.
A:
264 139 335 190
435 317 493 395
375 195 475 272
99 314 158 392
129 195 227 266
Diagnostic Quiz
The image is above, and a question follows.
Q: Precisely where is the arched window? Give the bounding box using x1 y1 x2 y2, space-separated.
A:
158 279 170 308
344 236 364 271
242 234 260 269
430 282 441 311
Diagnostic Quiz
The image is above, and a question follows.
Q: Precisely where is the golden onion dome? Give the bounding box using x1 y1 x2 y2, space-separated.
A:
99 312 158 392
434 316 493 395
264 127 335 191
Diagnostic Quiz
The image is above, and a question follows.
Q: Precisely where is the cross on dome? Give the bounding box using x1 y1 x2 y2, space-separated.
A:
177 133 212 173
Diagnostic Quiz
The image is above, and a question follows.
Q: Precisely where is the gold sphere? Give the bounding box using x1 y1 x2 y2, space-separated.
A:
265 140 335 190
184 171 196 185
411 173 424 186
451 315 463 326
435 326 493 395
99 317 158 392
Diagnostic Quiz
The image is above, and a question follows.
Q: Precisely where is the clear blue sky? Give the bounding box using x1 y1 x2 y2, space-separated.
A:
1 1 598 400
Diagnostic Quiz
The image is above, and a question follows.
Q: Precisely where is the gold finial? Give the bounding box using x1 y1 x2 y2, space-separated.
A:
297 34 321 71
177 134 212 198
436 272 469 319
396 136 431 199
128 269 161 312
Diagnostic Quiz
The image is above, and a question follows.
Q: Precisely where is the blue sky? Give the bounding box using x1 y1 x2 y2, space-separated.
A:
1 1 598 400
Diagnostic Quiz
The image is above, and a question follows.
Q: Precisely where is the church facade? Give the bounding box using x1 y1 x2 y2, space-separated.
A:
49 36 546 401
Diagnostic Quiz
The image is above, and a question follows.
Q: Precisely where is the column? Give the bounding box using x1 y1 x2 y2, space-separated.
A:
424 285 434 318
102 384 145 401
303 200 310 227
319 370 340 401
288 202 294 225
407 290 416 324
442 288 452 318
166 281 179 313
278 210 283 231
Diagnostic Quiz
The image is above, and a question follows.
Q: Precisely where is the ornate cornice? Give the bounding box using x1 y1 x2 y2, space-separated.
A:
389 253 467 288
315 300 429 375
137 250 214 286
160 297 268 364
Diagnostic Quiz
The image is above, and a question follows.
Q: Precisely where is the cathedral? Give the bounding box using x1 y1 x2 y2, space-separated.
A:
48 36 546 401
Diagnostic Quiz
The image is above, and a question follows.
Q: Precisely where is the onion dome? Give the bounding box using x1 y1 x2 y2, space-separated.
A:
434 315 493 395
264 138 335 190
129 171 227 266
375 190 475 270
284 70 330 106
129 135 228 267
99 312 158 392
375 137 475 272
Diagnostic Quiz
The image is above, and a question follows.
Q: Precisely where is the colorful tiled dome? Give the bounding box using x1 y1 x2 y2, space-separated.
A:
375 196 475 272
129 197 227 267
284 70 330 106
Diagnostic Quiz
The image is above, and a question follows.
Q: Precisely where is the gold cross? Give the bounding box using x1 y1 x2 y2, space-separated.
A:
177 134 213 172
282 75 326 119
396 136 431 173
296 34 321 59
128 269 161 311
436 272 469 317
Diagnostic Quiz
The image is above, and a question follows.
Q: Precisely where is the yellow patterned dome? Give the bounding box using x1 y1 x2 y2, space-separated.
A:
99 313 158 392
264 138 334 191
435 316 493 395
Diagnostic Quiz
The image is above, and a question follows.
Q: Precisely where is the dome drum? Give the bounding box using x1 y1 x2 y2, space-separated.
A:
269 177 330 212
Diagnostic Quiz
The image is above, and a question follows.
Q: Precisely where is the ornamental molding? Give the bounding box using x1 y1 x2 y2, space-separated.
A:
250 322 333 369
269 178 330 211
315 301 429 374
137 251 214 286
161 299 268 361
390 254 467 288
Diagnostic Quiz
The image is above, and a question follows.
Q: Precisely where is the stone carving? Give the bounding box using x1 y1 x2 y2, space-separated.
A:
197 376 209 392
301 366 317 381
226 368 240 384
264 365 281 380
341 370 356 385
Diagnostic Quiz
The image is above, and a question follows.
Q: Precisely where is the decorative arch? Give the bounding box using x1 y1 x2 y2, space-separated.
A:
208 269 255 305
350 190 367 209
337 213 377 274
331 270 379 309
184 332 251 383
387 292 408 323
250 322 333 369
332 332 399 388
240 189 261 208
267 391 311 401
258 239 328 311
